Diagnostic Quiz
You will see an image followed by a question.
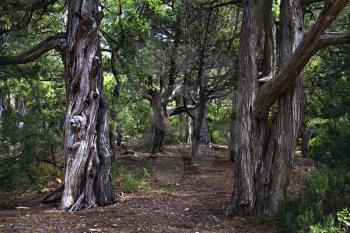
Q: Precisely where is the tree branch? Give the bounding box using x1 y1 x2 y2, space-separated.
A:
317 30 350 49
255 0 350 118
169 105 197 117
0 33 66 66
194 0 243 10
301 0 323 8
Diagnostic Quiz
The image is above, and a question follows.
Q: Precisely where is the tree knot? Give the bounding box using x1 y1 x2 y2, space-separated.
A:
70 115 87 130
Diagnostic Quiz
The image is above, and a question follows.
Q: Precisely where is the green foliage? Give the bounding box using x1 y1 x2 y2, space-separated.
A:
142 167 151 177
337 208 350 229
309 119 350 168
278 167 349 233
207 100 232 145
111 163 151 193
104 73 151 140
165 115 184 144
121 174 143 193
272 0 281 19
0 79 65 192
162 183 177 198
307 208 350 233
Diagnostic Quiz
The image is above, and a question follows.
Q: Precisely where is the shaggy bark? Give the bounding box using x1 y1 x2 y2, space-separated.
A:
227 0 349 216
226 0 267 216
254 0 304 215
0 0 116 211
60 0 114 211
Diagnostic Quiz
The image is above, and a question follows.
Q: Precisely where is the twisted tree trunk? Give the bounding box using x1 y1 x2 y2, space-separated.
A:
134 94 167 153
226 0 349 216
254 0 304 215
60 0 114 211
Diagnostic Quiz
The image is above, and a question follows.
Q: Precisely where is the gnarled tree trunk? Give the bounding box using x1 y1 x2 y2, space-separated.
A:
60 0 114 211
134 94 167 153
254 0 304 215
226 0 349 217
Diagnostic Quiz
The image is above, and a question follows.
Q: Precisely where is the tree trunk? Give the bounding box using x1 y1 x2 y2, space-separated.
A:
60 0 114 211
17 96 25 116
134 94 167 153
229 103 235 162
301 128 314 157
255 0 304 215
109 105 118 155
9 93 16 114
226 0 266 216
17 95 25 128
184 114 192 143
200 112 210 145
191 102 206 160
226 0 305 216
0 96 4 123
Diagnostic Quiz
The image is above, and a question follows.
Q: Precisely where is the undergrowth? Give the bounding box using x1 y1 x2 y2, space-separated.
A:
278 166 350 233
111 163 152 193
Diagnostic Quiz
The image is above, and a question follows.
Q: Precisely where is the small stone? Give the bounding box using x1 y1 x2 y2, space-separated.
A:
88 228 101 232
184 208 190 212
211 215 220 223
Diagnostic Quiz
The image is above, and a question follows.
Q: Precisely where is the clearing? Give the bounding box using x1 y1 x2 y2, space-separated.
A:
0 145 314 233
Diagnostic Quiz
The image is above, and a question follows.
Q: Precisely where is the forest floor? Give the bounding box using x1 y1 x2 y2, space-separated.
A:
0 144 316 233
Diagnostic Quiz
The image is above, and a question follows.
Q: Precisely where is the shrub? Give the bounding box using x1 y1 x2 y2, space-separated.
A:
111 164 151 193
310 119 350 169
278 167 349 233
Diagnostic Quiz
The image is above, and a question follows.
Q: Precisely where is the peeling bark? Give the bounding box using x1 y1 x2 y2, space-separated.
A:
60 0 114 211
227 0 349 216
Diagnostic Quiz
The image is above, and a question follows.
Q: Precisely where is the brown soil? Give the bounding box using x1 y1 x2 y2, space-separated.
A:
0 145 314 233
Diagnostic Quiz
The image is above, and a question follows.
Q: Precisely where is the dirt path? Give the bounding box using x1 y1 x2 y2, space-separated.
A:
0 145 312 233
